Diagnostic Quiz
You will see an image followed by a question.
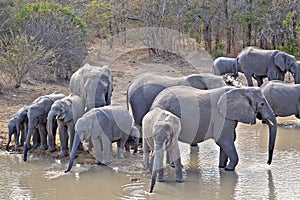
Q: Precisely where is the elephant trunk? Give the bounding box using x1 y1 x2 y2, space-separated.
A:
149 147 164 193
47 111 56 138
150 170 157 193
65 133 81 173
267 118 277 165
260 108 277 165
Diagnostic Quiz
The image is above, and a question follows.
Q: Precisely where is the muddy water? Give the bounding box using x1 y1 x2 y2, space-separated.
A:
1 117 300 199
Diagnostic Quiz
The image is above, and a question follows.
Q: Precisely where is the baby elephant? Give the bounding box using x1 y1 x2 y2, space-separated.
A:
143 107 183 193
65 105 140 172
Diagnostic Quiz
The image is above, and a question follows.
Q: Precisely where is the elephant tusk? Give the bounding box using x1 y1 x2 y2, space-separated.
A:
265 119 274 126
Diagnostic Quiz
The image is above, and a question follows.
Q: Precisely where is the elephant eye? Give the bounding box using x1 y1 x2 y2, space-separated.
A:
260 102 264 106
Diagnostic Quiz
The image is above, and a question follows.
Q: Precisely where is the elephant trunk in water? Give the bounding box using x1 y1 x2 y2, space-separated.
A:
65 133 81 173
149 147 164 193
260 106 277 165
267 119 277 165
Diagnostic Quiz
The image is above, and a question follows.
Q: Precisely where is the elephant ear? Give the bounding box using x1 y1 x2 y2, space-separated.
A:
274 52 288 72
217 89 256 124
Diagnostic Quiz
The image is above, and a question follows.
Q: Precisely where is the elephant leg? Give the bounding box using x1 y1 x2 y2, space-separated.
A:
217 140 238 171
38 123 48 150
102 135 112 164
143 141 151 170
218 147 228 168
58 126 68 157
117 135 128 159
256 76 264 87
245 74 254 86
92 135 103 164
168 143 184 183
32 128 40 148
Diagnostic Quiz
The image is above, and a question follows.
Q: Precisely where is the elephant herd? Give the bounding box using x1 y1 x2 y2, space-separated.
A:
5 46 300 193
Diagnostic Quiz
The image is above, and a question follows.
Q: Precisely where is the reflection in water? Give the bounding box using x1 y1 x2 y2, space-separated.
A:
0 120 300 199
219 169 238 199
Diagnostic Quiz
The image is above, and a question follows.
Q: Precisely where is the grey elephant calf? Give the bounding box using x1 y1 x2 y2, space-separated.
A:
47 94 85 156
7 106 28 150
24 92 65 161
151 86 277 171
261 80 300 118
65 105 140 172
143 107 183 193
212 57 241 77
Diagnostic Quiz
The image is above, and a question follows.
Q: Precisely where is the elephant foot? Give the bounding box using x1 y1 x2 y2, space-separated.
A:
40 145 48 151
176 177 184 183
59 151 68 157
224 167 235 171
157 177 164 182
48 146 57 152
218 164 226 169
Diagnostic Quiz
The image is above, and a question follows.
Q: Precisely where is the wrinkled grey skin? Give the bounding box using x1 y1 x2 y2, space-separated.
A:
47 94 85 157
124 126 140 153
143 107 183 193
70 63 114 111
23 92 65 161
261 80 300 118
237 46 299 86
151 86 277 171
127 72 226 128
212 57 242 77
7 106 28 150
65 105 140 173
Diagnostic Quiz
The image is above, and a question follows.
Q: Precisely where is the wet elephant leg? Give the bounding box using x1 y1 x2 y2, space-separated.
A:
102 135 112 164
169 143 184 182
218 147 228 168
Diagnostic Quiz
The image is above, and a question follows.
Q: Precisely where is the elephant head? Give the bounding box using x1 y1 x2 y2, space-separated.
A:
217 87 277 165
70 63 114 111
274 52 299 84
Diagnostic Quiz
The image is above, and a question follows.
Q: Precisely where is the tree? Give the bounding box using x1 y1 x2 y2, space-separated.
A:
0 29 54 88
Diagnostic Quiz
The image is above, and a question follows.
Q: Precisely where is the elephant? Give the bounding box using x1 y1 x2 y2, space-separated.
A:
261 80 300 118
65 105 140 172
237 46 299 86
212 57 242 77
127 72 226 128
151 86 277 171
143 107 183 193
70 63 114 112
6 106 28 150
47 94 85 157
23 92 65 161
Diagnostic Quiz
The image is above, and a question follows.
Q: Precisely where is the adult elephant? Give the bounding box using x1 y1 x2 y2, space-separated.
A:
23 92 65 161
212 57 242 77
47 94 85 156
151 86 277 171
237 46 299 86
261 80 300 118
127 72 226 128
70 63 113 111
